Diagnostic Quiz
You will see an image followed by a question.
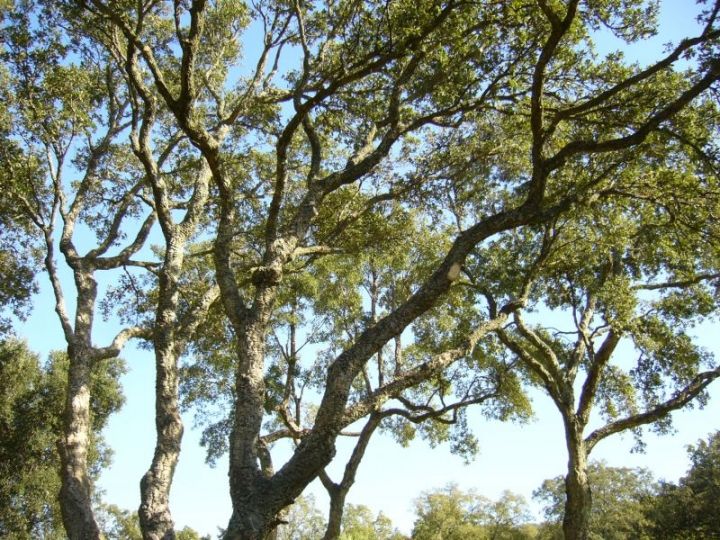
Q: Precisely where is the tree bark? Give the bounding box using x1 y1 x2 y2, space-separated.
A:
139 240 188 539
58 270 102 540
58 344 102 540
225 305 276 540
139 339 184 539
562 419 592 540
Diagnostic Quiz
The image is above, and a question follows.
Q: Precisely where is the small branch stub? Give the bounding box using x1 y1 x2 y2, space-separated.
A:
447 262 462 282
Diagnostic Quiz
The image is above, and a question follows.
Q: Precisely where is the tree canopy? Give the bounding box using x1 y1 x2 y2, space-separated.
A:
646 431 720 539
534 461 657 540
1 0 720 539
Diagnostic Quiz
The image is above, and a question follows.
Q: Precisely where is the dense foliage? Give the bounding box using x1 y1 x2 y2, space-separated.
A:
534 462 656 539
0 340 123 539
646 431 720 539
2 0 720 538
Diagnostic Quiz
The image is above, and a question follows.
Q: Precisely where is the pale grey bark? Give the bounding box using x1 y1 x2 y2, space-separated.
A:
113 21 219 535
58 340 101 540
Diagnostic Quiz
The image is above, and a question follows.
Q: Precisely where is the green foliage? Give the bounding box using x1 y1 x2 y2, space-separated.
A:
533 461 657 539
0 340 63 539
340 504 406 540
0 84 41 333
645 431 720 539
276 495 327 540
412 484 533 540
97 505 142 540
97 504 209 540
0 339 125 538
4 0 720 537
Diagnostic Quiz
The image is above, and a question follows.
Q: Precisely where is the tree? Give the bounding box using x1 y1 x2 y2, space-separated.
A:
482 491 535 540
0 27 40 335
2 2 219 535
5 1 720 538
412 484 531 540
646 431 720 538
339 504 405 540
97 504 210 540
412 484 533 540
275 495 327 540
1 6 158 535
0 339 124 539
98 505 143 540
179 213 532 540
492 167 720 540
534 461 657 539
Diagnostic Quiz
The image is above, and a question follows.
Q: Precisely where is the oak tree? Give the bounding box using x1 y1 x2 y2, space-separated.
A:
4 1 720 539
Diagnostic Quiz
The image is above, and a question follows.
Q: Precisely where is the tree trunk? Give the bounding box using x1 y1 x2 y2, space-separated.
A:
139 244 186 540
562 420 592 540
322 486 348 540
225 307 275 540
138 343 184 540
58 345 102 540
58 270 102 540
321 412 382 540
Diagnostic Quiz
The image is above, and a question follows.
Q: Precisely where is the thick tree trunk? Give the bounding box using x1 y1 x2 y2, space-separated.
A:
58 271 102 540
225 308 275 540
562 420 592 540
323 486 348 540
138 343 184 540
58 346 102 540
139 244 186 540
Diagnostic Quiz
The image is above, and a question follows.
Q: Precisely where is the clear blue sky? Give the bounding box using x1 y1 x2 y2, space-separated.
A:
13 1 720 537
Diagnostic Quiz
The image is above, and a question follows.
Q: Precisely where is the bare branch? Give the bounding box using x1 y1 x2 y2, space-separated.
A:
92 326 150 361
585 366 720 452
341 309 513 425
576 330 621 425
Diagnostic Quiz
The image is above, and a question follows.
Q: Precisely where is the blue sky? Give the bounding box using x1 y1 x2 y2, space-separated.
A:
12 1 720 537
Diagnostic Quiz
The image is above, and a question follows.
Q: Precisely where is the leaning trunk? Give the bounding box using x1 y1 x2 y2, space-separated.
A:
562 421 592 540
58 344 102 540
140 244 186 540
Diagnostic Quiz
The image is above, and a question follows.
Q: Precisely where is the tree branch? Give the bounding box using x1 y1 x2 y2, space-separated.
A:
585 366 720 452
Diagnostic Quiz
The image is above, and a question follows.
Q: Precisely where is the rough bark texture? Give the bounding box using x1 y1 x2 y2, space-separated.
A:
225 302 277 540
562 420 591 540
58 346 102 540
139 377 183 540
134 151 212 537
138 241 185 540
69 3 720 539
58 269 103 540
